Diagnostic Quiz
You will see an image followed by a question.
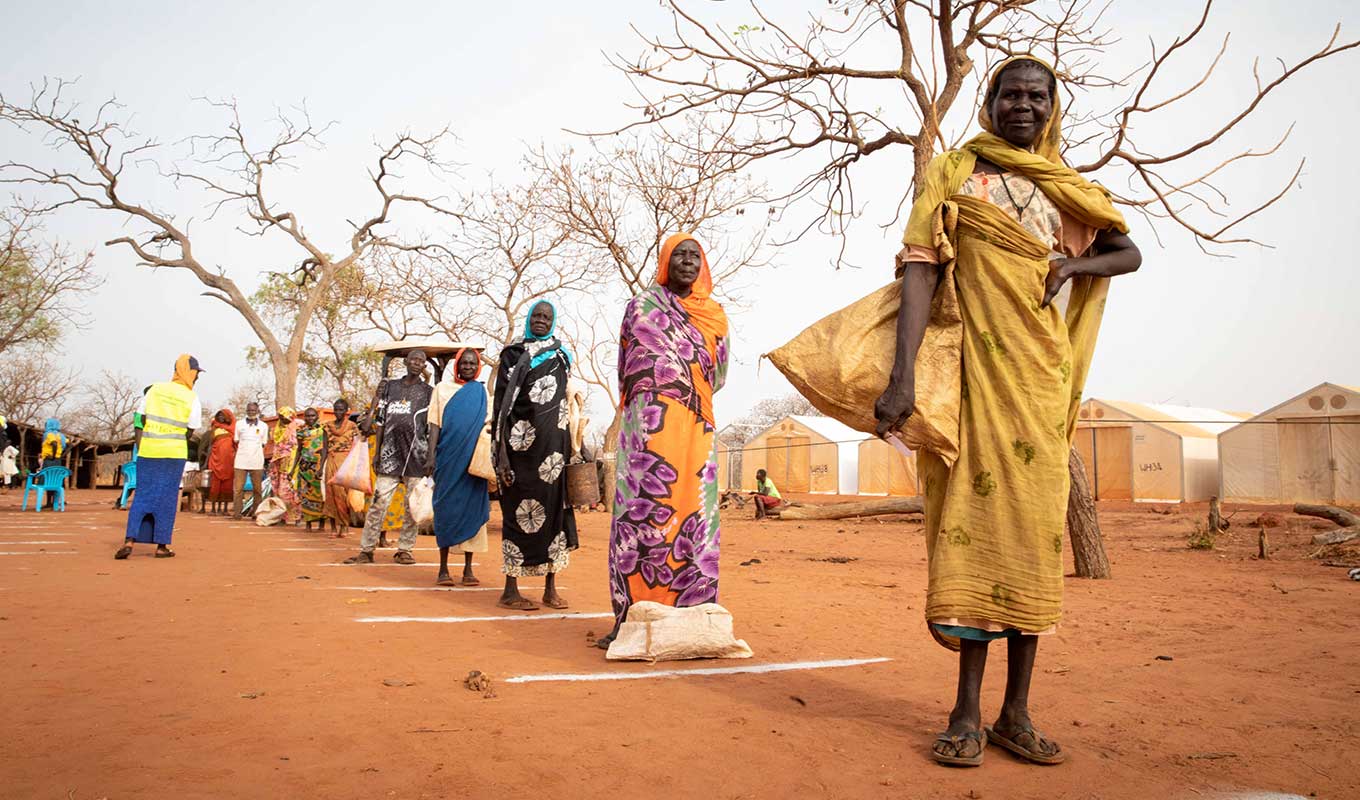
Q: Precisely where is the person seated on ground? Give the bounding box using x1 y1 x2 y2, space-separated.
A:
752 469 783 519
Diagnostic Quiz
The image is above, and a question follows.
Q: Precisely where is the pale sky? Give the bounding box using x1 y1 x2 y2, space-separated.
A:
3 0 1357 428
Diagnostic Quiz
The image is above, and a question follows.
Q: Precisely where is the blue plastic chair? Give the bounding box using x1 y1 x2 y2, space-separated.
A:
22 466 72 512
118 461 138 509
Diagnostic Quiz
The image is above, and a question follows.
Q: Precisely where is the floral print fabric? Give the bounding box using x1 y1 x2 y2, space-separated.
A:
609 285 728 627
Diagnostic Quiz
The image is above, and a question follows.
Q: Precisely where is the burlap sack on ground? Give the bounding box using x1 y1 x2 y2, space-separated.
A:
606 601 753 662
765 203 963 464
254 497 287 527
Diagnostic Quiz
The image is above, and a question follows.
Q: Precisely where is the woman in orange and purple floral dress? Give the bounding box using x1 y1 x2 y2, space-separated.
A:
597 233 729 651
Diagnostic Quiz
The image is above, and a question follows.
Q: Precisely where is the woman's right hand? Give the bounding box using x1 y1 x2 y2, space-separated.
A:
874 379 916 439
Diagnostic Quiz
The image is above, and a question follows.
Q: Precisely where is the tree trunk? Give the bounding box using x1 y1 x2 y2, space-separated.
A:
271 357 299 410
1294 503 1360 528
778 496 923 521
1067 447 1111 579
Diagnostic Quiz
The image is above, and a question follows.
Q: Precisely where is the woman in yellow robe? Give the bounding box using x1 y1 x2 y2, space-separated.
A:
875 57 1141 767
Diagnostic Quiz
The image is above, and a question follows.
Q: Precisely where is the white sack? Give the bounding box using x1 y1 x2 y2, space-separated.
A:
606 601 753 662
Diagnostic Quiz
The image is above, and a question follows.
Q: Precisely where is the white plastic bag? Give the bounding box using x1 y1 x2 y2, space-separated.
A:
606 601 753 662
408 477 435 530
254 497 288 527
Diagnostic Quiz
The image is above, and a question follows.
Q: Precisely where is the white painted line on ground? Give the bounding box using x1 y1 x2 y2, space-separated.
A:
325 585 552 592
356 612 611 624
307 562 478 567
505 657 894 684
0 551 78 556
276 546 442 552
0 532 81 536
0 541 72 544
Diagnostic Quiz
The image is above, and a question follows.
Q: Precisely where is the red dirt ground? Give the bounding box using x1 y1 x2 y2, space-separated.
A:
1 489 1357 799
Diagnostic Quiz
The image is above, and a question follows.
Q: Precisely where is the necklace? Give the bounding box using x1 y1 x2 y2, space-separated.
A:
997 171 1040 219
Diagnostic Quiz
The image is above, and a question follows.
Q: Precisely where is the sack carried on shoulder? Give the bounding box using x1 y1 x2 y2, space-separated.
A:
467 431 495 481
329 439 373 495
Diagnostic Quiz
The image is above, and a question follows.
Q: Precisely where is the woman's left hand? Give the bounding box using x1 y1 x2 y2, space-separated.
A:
1042 259 1073 308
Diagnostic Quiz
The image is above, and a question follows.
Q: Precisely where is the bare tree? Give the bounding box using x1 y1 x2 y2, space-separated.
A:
607 0 1357 254
530 129 777 453
0 80 465 406
66 369 140 441
610 0 1357 575
0 348 79 424
443 178 602 352
0 205 102 357
247 262 386 406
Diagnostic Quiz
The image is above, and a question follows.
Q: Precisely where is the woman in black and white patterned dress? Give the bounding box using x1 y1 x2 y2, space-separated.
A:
491 300 579 611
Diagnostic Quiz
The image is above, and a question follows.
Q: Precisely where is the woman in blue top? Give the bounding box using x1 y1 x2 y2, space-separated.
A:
426 348 491 587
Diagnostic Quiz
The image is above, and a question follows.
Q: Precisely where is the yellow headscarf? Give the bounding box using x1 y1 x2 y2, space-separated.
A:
905 56 1127 251
172 354 201 389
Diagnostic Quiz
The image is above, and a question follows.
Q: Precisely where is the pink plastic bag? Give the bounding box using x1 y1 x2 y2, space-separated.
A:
328 439 372 495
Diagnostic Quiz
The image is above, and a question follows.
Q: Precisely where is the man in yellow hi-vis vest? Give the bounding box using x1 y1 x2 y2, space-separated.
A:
115 355 205 560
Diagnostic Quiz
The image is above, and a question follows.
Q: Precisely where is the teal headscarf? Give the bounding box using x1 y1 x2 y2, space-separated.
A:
45 418 66 448
523 299 573 369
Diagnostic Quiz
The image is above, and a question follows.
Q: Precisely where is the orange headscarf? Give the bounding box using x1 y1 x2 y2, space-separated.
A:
656 233 729 344
451 348 482 385
172 354 201 389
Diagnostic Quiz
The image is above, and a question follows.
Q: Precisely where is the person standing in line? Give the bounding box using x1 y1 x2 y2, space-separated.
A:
344 349 433 565
294 407 327 531
322 398 360 537
268 407 302 525
427 348 491 587
598 234 728 650
875 57 1140 766
115 355 205 559
233 402 269 518
492 301 578 611
203 409 237 515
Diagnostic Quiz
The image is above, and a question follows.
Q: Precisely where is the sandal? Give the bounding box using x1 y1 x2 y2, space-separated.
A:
984 725 1065 765
932 730 986 767
594 633 616 651
114 545 133 560
393 550 416 565
155 549 176 559
344 551 374 565
436 572 456 586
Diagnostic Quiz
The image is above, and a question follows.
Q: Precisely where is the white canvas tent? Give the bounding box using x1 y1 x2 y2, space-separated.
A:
857 437 920 496
1075 400 1250 503
739 415 861 495
1219 382 1360 505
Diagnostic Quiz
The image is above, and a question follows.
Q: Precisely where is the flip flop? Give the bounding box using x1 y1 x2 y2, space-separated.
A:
155 549 176 559
541 597 569 610
984 725 1066 765
459 577 481 587
436 573 457 587
932 731 986 767
114 546 132 560
497 597 539 612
